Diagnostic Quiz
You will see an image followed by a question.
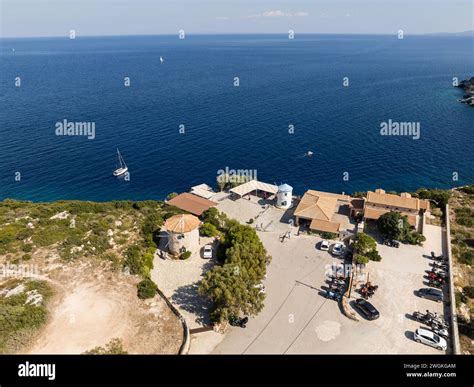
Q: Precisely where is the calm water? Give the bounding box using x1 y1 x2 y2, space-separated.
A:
0 34 473 201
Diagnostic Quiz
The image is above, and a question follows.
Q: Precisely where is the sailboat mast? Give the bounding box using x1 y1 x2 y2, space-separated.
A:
116 148 123 169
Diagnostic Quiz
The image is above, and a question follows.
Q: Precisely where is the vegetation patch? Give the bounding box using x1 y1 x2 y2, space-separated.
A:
0 279 53 353
376 211 425 245
198 210 270 323
137 278 158 299
84 338 128 354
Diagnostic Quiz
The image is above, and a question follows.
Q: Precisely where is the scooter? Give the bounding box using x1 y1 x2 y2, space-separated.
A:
229 315 248 328
413 311 433 324
325 289 341 301
332 278 346 287
430 261 449 269
428 280 444 289
427 272 447 281
431 326 449 340
431 318 449 329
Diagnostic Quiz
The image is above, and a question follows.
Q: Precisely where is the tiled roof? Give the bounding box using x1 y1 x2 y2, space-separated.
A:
167 192 217 216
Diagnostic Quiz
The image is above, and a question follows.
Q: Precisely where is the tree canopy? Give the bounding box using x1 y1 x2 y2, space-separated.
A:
352 233 382 263
377 211 426 245
352 232 377 255
198 223 270 323
377 211 406 240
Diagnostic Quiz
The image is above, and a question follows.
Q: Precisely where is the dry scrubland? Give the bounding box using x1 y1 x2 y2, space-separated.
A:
0 199 184 354
449 187 474 354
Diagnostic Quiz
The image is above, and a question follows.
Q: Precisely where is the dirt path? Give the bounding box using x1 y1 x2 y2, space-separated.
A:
25 262 182 354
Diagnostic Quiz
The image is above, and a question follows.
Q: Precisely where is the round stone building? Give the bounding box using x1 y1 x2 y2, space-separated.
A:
164 214 200 256
276 183 293 209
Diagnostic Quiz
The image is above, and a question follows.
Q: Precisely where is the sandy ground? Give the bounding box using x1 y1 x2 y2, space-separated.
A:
23 260 182 354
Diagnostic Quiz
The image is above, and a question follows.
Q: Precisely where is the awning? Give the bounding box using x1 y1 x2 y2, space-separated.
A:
230 180 278 197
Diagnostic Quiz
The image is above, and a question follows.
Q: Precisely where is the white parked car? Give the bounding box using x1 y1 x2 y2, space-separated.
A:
414 328 447 351
332 243 344 256
320 240 330 251
203 245 213 259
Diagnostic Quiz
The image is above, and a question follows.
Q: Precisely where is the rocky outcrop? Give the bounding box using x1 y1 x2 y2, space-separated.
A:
456 77 474 106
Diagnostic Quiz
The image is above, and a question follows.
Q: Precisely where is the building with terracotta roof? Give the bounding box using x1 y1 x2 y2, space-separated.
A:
293 190 353 237
163 214 201 256
363 189 430 231
167 192 217 216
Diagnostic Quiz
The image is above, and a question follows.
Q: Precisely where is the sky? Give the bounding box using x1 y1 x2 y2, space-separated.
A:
0 0 473 38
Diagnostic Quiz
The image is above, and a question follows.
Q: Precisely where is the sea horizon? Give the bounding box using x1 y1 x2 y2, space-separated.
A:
2 31 474 40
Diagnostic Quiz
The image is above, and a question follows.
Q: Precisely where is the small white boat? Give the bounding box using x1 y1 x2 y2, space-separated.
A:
306 151 314 157
113 148 128 176
160 56 164 64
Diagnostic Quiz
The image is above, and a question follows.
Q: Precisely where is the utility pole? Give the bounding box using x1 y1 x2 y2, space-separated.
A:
348 265 355 299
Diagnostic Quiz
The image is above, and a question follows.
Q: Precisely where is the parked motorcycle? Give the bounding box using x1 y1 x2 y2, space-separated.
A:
332 278 346 287
427 272 447 281
428 279 444 289
229 315 248 328
325 289 341 301
413 311 433 324
431 326 449 340
430 316 449 328
430 261 449 269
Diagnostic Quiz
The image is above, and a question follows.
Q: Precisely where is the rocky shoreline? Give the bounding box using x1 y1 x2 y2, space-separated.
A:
456 77 474 106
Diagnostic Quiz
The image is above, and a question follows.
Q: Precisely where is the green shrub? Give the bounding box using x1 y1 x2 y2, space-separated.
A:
166 192 178 200
123 246 154 277
141 213 163 248
0 225 20 245
456 216 474 227
200 222 218 237
463 286 474 299
355 255 369 265
100 251 121 270
84 338 128 354
366 249 382 262
16 228 33 240
21 243 33 253
455 207 472 216
137 278 158 299
458 250 474 265
460 185 474 195
455 291 463 308
22 254 32 261
352 233 377 255
180 251 192 260
321 232 337 240
416 188 451 208
123 245 144 275
0 280 52 353
404 231 426 245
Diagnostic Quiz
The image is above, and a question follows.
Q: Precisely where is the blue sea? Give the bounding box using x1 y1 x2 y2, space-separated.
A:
0 34 473 201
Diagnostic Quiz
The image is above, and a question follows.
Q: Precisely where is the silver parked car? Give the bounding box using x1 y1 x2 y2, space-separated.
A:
414 328 447 351
331 243 344 256
203 245 213 259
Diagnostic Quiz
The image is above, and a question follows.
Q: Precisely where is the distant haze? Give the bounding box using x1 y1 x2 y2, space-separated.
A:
1 0 473 38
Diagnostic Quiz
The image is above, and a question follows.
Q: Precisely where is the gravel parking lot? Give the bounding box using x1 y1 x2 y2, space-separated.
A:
213 224 447 354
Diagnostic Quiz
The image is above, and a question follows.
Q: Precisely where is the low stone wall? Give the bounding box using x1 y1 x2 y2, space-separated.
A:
445 204 461 355
340 269 359 321
156 287 190 355
341 295 359 321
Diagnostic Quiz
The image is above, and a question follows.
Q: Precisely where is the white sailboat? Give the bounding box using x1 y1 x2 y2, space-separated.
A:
113 148 128 176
